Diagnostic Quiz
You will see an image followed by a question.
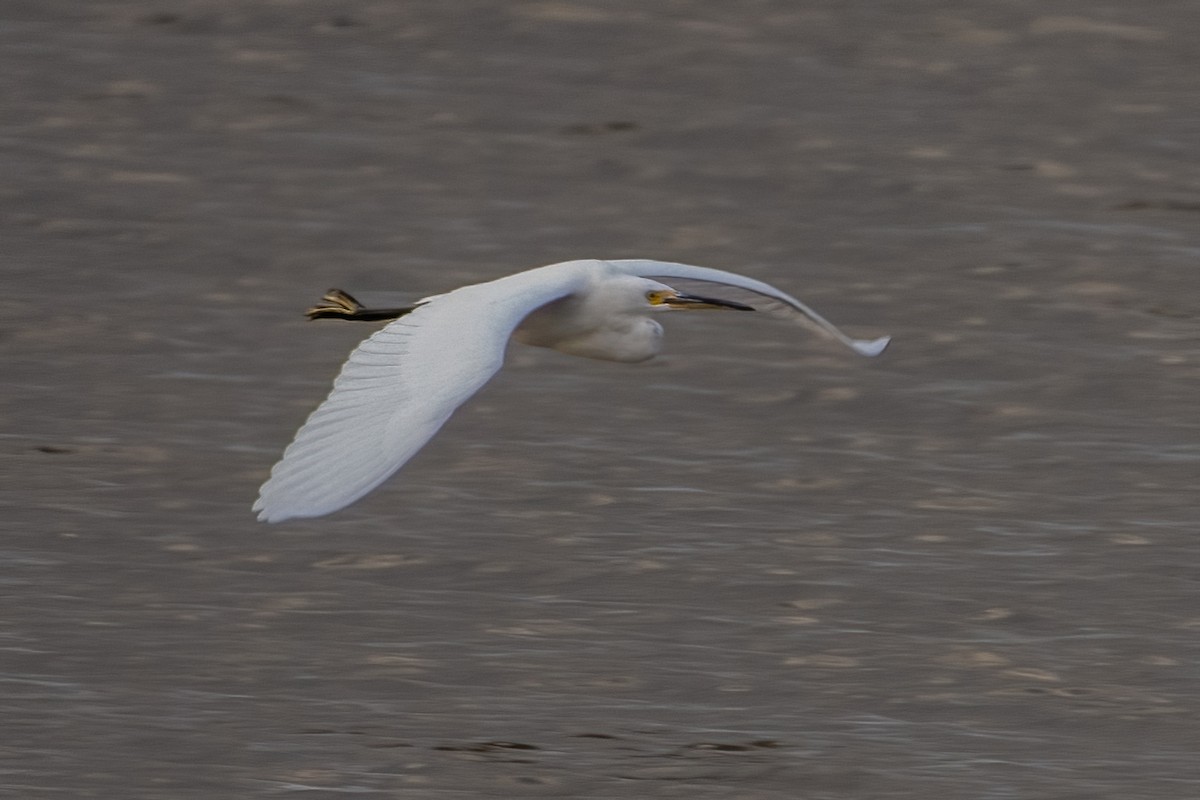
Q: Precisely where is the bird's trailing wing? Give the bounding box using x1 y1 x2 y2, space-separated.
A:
608 259 890 356
253 266 589 522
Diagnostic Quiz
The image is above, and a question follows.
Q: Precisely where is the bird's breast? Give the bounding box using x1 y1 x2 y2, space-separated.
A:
514 311 663 363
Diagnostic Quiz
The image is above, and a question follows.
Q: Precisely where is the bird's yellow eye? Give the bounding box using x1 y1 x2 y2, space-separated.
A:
646 290 672 305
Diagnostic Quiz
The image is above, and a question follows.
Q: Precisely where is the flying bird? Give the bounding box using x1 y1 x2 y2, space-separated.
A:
254 259 889 522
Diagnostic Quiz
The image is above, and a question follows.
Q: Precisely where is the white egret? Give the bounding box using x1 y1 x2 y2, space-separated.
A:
254 259 888 522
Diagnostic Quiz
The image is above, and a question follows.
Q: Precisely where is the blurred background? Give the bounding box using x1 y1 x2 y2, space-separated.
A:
3 1 1197 797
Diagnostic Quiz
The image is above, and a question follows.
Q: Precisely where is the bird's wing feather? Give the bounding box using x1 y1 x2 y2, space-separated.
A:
254 265 589 522
608 259 889 356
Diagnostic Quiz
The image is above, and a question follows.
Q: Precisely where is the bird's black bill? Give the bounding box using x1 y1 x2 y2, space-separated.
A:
662 292 755 311
306 288 417 321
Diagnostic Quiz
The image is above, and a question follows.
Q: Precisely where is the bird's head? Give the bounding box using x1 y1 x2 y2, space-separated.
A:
640 280 754 312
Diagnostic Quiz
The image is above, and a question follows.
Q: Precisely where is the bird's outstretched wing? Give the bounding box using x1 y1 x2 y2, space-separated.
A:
609 259 890 356
253 265 589 522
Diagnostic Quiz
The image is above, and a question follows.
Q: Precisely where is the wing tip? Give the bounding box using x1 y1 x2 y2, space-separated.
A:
252 491 300 523
253 481 369 523
851 335 891 357
253 503 303 524
252 498 278 523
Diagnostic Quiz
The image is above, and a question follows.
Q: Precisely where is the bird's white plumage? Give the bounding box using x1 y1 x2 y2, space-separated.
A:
254 259 888 522
610 260 890 356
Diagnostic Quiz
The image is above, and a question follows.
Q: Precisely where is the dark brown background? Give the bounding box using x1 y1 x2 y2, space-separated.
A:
3 1 1198 797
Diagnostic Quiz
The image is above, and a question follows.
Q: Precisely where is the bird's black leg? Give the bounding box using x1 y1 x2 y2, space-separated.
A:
306 289 417 321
